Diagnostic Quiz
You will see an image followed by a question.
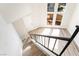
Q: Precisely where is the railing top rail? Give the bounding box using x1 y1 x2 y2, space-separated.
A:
30 33 70 41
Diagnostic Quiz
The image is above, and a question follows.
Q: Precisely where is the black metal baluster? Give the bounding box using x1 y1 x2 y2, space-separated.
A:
36 36 39 42
41 36 43 44
42 37 44 45
48 38 50 48
44 37 45 46
37 36 40 43
39 36 41 44
38 36 40 43
34 35 36 41
52 39 57 51
35 36 37 42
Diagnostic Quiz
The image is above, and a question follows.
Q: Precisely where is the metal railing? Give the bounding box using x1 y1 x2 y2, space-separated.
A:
29 25 79 56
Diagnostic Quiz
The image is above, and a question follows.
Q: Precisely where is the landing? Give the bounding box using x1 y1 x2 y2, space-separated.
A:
29 27 71 39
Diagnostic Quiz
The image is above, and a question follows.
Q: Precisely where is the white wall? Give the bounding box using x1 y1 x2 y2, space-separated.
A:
23 3 47 31
12 3 47 40
61 3 76 28
27 3 47 28
13 19 27 40
0 16 22 56
67 4 79 47
0 3 33 23
23 3 47 35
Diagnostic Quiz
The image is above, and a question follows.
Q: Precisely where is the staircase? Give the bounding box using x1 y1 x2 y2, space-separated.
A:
22 38 46 56
28 26 79 56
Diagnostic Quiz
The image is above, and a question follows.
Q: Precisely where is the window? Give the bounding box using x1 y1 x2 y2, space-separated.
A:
47 3 66 26
47 14 53 25
58 3 66 12
55 14 63 25
47 3 55 12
